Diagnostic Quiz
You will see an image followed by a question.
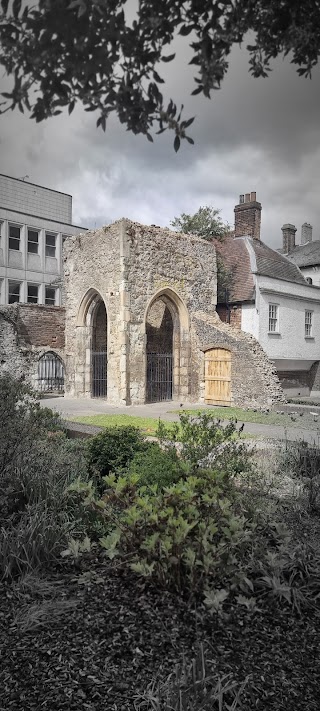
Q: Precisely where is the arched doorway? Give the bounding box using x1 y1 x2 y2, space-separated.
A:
91 299 108 398
37 351 64 393
76 289 108 399
146 298 174 402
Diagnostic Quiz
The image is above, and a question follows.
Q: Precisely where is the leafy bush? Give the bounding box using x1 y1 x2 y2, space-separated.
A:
157 411 252 479
279 440 320 513
86 425 148 485
127 442 183 490
0 375 64 478
0 376 89 579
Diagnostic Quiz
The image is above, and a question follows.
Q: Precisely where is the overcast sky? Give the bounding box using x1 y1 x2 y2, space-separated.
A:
0 8 320 249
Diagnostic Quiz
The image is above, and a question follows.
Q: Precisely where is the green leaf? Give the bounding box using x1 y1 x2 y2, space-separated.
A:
162 53 176 63
179 24 193 36
174 135 180 153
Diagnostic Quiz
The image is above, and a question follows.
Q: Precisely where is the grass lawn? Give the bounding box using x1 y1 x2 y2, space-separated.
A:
67 413 258 440
67 413 173 435
174 405 312 427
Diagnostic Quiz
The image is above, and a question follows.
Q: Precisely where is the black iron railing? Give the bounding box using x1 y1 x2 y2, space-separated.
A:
91 351 107 398
146 353 173 403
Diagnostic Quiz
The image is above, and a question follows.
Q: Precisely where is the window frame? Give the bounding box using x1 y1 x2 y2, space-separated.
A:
27 283 39 304
45 232 57 258
268 303 279 333
8 223 21 251
305 310 313 338
27 228 39 255
45 285 57 306
8 280 21 304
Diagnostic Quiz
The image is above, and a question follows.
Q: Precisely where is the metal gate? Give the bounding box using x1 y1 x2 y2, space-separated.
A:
37 352 64 393
91 351 107 398
146 353 173 403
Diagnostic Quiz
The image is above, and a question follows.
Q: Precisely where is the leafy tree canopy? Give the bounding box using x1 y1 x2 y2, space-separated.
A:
0 0 319 150
170 205 228 240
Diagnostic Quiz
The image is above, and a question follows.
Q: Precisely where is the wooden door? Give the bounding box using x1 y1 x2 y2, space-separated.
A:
204 348 231 406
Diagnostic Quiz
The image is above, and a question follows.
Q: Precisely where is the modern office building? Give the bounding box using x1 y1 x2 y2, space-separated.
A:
0 174 86 306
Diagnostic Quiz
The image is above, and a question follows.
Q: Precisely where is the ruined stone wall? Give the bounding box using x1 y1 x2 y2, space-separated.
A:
63 223 124 401
0 304 65 387
192 311 285 406
123 221 216 403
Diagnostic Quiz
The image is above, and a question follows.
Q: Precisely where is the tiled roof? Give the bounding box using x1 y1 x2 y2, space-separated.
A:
251 239 307 284
287 240 320 268
213 236 255 303
214 235 306 303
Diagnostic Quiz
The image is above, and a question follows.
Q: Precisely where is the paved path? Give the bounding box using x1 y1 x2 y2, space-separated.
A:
41 396 320 445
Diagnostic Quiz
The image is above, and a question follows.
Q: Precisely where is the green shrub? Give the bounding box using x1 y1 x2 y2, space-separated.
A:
85 425 148 483
0 375 64 478
0 376 89 579
157 411 252 479
126 442 183 490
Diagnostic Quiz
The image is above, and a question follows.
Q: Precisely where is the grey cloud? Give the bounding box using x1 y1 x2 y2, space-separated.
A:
0 31 319 251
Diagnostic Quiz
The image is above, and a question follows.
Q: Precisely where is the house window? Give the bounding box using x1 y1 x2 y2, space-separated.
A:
45 232 56 257
305 310 313 337
8 281 21 304
27 284 39 304
268 304 279 332
45 286 56 306
27 229 39 254
9 224 21 251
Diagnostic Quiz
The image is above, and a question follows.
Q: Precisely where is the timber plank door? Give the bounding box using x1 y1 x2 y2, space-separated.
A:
204 348 231 406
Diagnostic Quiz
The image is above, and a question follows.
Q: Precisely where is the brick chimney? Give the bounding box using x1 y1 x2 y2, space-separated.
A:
234 192 262 240
301 222 313 245
282 224 296 253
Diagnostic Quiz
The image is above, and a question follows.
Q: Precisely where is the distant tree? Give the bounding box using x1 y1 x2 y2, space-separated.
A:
171 205 234 298
170 205 229 240
0 1 319 149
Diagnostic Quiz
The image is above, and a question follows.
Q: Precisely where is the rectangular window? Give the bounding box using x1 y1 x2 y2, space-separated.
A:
8 281 21 304
45 286 56 306
9 224 21 251
27 229 39 254
45 232 56 257
268 303 278 332
305 310 313 337
27 284 39 304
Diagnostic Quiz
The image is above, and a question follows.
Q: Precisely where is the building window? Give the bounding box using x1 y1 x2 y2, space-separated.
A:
27 229 39 254
8 281 21 304
27 284 39 304
45 232 56 257
9 224 21 251
306 277 313 285
45 286 56 306
305 310 313 337
268 304 279 332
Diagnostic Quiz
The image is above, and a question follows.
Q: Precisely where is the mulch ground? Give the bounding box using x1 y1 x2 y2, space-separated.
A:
1 555 320 711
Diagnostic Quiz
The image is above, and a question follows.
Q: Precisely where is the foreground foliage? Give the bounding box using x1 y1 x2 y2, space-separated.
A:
68 413 320 613
0 375 88 579
1 1 319 147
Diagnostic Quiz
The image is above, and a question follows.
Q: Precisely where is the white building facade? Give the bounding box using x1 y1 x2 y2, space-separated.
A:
0 174 85 307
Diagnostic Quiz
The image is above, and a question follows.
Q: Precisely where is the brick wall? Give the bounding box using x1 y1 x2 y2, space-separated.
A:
216 305 242 329
0 303 65 386
17 304 65 348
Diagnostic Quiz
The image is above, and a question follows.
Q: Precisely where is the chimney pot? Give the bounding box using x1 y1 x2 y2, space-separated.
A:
234 192 262 240
281 224 296 253
301 222 313 245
